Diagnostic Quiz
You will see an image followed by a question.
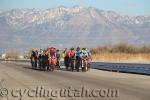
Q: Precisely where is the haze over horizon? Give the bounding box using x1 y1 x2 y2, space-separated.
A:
0 0 150 16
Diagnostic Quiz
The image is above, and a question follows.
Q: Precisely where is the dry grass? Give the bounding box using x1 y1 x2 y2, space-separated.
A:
91 44 150 63
92 53 150 63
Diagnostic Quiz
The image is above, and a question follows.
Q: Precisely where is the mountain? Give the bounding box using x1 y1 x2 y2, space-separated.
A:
0 6 150 49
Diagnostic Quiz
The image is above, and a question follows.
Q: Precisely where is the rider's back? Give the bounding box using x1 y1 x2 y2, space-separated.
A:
76 50 82 57
56 50 61 58
49 47 56 57
70 50 75 57
65 50 71 58
82 50 88 58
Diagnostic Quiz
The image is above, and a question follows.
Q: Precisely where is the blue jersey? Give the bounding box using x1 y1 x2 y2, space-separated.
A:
76 50 82 57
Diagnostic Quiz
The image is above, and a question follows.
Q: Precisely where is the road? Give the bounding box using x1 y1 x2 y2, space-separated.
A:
0 62 150 100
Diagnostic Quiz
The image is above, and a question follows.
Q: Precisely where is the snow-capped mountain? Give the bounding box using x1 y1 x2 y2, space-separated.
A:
0 6 150 49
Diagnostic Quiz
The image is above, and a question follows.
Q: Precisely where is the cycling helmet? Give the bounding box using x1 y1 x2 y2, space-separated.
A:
82 48 86 50
56 49 60 52
77 47 80 50
71 47 74 50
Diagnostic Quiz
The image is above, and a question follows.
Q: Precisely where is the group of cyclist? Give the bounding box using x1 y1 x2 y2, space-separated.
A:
64 47 92 72
30 47 58 71
30 47 92 72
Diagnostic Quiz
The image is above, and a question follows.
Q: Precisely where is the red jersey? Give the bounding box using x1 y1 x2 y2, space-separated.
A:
65 50 75 58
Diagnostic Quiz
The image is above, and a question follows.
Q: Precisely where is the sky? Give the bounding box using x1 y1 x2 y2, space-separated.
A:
0 0 150 16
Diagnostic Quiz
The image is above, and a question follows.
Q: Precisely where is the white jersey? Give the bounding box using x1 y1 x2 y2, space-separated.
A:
82 52 89 58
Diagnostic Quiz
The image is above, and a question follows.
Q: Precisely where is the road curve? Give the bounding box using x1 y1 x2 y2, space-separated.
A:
0 62 150 100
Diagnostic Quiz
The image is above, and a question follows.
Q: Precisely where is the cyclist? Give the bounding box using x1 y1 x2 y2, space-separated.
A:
48 47 56 71
64 48 75 70
56 49 61 69
81 48 89 58
81 48 89 71
86 48 92 70
75 47 82 71
38 49 43 69
69 48 76 71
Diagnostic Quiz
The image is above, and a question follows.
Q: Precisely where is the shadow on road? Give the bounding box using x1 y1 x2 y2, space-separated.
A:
22 66 84 73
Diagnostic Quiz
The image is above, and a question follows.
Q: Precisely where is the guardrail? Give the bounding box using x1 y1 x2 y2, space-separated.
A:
92 62 150 75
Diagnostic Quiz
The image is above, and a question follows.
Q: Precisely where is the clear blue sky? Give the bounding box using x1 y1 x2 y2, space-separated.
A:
0 0 150 16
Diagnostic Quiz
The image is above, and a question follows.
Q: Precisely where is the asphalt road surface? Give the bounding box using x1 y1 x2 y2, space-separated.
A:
0 62 150 100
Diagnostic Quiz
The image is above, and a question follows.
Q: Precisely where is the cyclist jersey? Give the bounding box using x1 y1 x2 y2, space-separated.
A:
76 50 82 57
87 49 91 56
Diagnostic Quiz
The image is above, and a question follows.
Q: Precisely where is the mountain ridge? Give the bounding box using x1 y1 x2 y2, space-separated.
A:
0 6 150 49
